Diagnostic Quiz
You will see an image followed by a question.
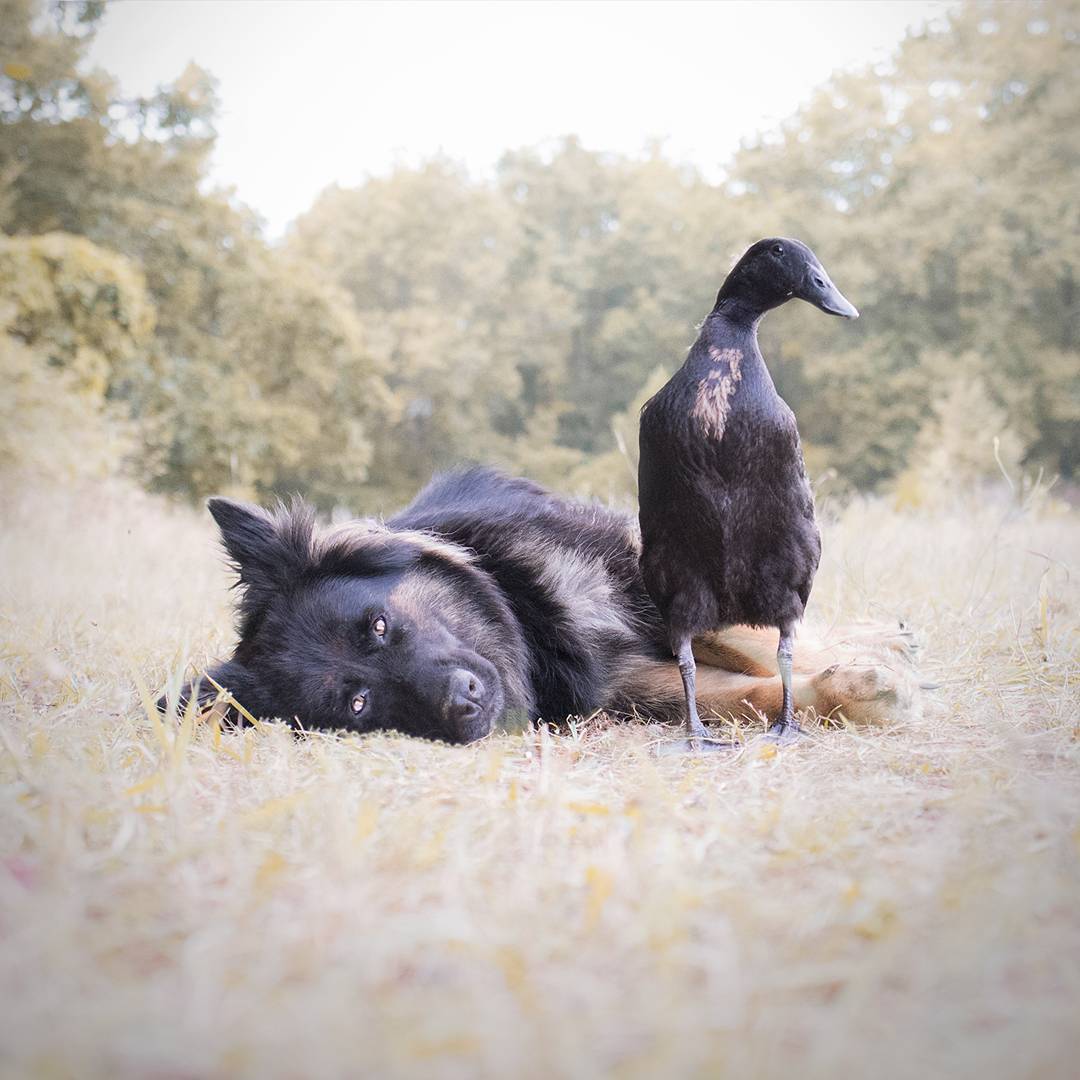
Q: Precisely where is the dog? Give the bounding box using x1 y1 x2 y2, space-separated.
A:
165 467 920 743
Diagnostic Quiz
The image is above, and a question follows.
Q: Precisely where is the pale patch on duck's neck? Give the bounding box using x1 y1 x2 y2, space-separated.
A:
691 345 744 440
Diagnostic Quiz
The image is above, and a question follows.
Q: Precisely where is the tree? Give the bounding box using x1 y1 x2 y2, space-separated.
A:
288 161 525 506
727 0 1080 488
1 0 387 507
0 230 153 479
3 0 1076 504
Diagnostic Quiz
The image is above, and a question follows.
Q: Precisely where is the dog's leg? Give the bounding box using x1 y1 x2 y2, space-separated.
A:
702 664 911 729
695 619 920 677
692 625 779 676
824 619 920 664
612 658 780 725
693 623 833 676
611 653 919 731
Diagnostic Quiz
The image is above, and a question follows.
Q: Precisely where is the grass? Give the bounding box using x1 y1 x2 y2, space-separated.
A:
1 476 1078 1079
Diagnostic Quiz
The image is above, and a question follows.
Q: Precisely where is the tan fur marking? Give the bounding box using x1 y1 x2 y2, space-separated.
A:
692 346 743 439
315 520 476 570
519 541 636 644
387 570 533 719
692 635 775 678
691 624 912 677
610 658 777 723
386 577 440 625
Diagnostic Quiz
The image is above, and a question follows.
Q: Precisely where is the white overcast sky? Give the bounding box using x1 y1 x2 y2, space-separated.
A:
87 0 955 236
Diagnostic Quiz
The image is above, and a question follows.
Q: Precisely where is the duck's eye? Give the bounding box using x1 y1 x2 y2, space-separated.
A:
350 692 367 716
772 243 784 255
372 615 387 638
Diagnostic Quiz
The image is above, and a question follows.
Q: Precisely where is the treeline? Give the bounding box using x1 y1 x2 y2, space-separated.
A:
1 0 1076 511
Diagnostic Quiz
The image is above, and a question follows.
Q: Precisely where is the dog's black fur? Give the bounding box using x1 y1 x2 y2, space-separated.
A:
168 468 673 743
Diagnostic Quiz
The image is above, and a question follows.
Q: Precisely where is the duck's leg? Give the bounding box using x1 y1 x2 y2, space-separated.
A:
666 634 734 753
676 635 709 742
768 623 801 743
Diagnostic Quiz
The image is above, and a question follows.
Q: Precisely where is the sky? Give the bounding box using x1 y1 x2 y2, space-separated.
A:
87 0 956 236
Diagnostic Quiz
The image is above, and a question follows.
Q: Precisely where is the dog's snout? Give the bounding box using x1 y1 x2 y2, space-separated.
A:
445 668 485 723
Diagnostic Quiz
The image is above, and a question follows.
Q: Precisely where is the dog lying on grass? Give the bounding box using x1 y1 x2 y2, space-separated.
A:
164 467 920 743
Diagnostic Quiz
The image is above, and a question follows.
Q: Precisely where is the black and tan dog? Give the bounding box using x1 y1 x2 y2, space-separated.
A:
166 468 920 743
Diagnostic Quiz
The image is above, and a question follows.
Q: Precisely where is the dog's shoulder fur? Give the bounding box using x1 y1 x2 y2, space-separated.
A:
388 467 668 721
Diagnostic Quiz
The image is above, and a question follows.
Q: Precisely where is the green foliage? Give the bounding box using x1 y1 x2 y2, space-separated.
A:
1 0 1076 506
0 231 154 388
287 162 521 506
138 249 390 506
0 231 152 479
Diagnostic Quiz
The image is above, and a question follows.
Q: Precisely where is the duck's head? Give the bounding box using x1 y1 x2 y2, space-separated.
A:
716 237 859 321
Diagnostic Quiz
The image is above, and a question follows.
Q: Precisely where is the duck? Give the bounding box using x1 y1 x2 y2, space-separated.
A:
637 237 859 747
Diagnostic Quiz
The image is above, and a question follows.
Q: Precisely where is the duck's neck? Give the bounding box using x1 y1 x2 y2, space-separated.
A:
693 310 777 393
711 295 765 329
712 285 788 329
704 305 770 348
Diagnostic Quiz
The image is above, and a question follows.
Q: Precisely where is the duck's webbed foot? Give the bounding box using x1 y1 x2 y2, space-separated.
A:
658 737 735 756
761 720 801 745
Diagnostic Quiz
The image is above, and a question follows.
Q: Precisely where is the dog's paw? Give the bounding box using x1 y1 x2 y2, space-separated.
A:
811 660 920 726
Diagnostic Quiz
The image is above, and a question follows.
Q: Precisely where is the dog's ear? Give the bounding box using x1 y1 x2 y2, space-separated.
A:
157 660 258 725
208 497 281 592
208 496 313 593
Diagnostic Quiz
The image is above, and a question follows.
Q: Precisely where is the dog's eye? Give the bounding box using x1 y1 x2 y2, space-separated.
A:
372 615 387 638
350 692 367 716
772 243 784 255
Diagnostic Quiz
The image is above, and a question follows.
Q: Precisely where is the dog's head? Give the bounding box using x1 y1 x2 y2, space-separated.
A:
166 498 534 743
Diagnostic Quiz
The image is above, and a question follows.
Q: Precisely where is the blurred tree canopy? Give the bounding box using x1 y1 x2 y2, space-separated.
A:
2 0 1077 510
0 231 151 478
0 0 388 505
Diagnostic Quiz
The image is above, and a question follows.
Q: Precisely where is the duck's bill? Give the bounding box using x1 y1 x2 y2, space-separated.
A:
808 279 860 319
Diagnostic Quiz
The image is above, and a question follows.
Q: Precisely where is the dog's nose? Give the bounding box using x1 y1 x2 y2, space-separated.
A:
445 668 485 723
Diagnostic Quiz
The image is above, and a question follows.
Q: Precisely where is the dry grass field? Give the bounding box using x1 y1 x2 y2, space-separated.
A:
1 477 1078 1079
